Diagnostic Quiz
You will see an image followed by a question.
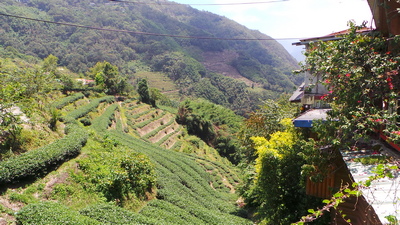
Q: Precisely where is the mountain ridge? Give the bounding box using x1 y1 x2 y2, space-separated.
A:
0 0 300 114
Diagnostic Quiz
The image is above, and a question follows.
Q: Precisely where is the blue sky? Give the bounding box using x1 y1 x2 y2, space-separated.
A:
171 0 373 61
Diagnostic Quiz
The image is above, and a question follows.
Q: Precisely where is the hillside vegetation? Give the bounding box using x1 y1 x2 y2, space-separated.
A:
0 52 316 224
0 0 338 223
0 0 300 114
0 91 251 224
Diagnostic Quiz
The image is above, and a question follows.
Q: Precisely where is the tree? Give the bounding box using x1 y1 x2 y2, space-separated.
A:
238 95 299 162
0 70 25 153
149 88 162 107
88 61 127 95
175 99 244 163
137 78 150 104
151 52 204 84
21 68 57 97
240 119 325 224
42 54 59 76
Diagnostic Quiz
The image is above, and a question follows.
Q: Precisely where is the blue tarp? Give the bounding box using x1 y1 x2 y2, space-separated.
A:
293 109 330 128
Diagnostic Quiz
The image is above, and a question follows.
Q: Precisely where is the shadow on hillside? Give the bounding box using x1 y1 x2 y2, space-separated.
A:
0 178 38 194
231 206 253 220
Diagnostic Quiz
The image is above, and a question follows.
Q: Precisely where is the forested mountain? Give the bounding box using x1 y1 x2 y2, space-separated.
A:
0 0 300 114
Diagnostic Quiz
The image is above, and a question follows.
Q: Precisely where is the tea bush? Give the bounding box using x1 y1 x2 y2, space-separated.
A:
64 96 114 121
51 92 85 109
80 203 159 224
16 201 100 225
155 128 181 146
142 118 175 139
0 96 116 184
0 122 87 184
106 128 252 224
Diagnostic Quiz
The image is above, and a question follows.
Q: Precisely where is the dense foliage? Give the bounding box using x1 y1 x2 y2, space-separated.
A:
241 119 323 224
76 146 156 204
286 22 400 223
0 57 61 152
238 95 299 162
0 120 88 184
87 61 129 95
176 99 244 163
235 98 326 224
137 78 151 105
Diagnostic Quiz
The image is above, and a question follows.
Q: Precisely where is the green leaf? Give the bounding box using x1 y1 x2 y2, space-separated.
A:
322 199 330 204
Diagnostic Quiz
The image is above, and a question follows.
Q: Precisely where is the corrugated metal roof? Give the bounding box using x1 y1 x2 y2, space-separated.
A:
293 109 330 127
289 82 305 102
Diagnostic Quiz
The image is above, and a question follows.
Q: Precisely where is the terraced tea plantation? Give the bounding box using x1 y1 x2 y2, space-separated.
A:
125 102 183 149
0 94 252 224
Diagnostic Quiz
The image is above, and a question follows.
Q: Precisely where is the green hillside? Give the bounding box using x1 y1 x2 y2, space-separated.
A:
0 0 300 114
0 92 251 224
0 40 329 224
0 0 329 223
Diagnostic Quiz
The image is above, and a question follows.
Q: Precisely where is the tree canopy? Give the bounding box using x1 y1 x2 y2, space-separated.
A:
88 61 128 95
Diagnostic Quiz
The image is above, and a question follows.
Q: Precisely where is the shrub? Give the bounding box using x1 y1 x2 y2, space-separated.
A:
77 149 156 203
49 107 61 131
91 104 118 132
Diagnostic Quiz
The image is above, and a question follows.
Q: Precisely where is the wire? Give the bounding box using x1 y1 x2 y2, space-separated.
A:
0 12 302 41
109 0 289 6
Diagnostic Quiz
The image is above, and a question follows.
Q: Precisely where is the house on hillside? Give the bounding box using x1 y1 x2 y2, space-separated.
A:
76 78 95 86
289 28 373 128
